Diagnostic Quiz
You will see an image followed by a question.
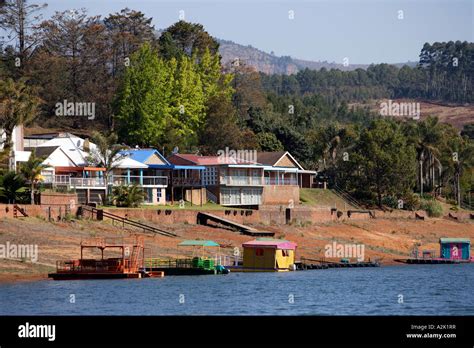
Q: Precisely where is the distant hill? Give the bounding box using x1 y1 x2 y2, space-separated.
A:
217 39 418 74
154 31 417 74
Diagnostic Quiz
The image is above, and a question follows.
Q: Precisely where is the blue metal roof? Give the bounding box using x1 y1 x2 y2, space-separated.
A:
119 149 170 165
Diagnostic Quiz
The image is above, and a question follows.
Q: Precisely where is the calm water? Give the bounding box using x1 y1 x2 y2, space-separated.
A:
1 265 473 315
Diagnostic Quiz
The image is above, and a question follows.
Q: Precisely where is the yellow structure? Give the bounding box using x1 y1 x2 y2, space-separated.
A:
242 239 297 272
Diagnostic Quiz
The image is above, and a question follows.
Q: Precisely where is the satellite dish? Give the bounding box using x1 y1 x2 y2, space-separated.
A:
172 146 179 154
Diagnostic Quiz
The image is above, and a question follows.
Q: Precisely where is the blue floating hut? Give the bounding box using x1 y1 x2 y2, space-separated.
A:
439 238 471 261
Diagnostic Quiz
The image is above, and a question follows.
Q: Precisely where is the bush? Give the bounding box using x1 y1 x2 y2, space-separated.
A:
112 185 145 207
401 193 421 211
420 199 443 217
381 196 398 209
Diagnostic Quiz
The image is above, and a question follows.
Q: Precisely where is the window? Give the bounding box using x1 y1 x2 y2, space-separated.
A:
282 250 289 257
156 189 162 202
255 248 264 256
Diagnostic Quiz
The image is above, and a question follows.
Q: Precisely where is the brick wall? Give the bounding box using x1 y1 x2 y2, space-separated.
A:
262 185 300 205
40 193 78 207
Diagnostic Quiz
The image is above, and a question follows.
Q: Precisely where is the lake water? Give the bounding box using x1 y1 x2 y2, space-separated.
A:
1 265 473 315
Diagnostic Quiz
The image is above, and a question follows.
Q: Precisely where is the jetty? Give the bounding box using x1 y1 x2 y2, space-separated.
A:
144 240 230 276
196 212 275 237
394 238 472 265
297 257 380 270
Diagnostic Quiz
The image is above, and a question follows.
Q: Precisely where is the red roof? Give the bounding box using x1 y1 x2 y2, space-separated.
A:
168 153 258 166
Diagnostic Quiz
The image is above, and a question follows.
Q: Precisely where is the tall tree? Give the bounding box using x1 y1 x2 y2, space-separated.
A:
114 43 173 147
158 20 219 61
350 119 417 207
0 0 47 70
0 77 41 169
104 8 156 77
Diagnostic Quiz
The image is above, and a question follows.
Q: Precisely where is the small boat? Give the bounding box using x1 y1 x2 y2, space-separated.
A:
48 235 155 280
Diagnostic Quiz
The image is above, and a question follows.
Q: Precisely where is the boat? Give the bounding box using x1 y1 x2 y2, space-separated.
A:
48 235 164 280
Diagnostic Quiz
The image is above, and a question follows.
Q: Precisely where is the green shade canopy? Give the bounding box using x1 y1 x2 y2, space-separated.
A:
439 238 470 244
178 240 220 247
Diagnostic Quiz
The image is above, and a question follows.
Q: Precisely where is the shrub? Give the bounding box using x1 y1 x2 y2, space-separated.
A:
420 199 443 217
381 196 398 209
112 185 145 207
401 193 421 211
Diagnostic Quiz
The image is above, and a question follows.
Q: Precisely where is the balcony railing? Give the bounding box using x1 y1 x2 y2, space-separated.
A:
109 175 168 187
172 177 202 186
220 176 263 186
71 177 106 188
264 177 298 186
51 175 105 188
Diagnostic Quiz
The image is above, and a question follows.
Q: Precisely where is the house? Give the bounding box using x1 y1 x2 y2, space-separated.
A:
257 151 317 188
439 238 471 261
26 134 107 204
115 149 170 205
168 151 316 207
168 153 265 207
242 238 297 272
19 135 169 205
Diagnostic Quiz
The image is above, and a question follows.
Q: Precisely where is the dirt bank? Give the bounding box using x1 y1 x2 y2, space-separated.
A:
0 215 473 282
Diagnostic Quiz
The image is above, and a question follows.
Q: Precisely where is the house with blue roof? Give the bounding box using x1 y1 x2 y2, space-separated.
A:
114 149 171 205
117 148 206 206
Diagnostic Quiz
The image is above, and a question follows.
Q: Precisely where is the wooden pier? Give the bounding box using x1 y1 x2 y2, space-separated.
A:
296 258 381 270
394 258 464 264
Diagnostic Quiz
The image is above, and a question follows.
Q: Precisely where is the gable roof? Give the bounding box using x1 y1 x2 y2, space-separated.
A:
25 146 60 159
119 149 170 166
37 136 94 166
257 151 304 170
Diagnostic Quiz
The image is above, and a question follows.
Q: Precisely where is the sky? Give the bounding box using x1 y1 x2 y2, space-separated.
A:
28 0 474 64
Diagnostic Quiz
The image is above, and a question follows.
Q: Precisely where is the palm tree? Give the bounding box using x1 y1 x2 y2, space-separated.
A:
415 117 443 196
87 132 125 204
112 184 145 207
0 78 41 170
19 152 50 204
0 171 27 203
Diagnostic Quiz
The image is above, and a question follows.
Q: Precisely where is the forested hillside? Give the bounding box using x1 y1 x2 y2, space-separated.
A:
0 1 472 208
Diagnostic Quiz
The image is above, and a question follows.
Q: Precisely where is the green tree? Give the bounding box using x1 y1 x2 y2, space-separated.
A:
114 43 173 147
351 119 417 207
19 152 49 204
0 171 27 203
0 78 41 169
112 184 145 207
256 132 283 151
158 21 219 61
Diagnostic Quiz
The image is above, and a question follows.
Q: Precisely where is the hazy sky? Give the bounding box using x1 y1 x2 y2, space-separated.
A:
30 0 473 64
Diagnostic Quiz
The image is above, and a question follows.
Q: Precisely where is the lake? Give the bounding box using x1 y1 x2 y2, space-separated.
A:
1 265 473 315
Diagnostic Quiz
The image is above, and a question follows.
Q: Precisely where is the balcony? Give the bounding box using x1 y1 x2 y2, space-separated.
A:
51 175 106 188
220 176 264 186
172 177 202 187
264 177 298 186
109 175 168 187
